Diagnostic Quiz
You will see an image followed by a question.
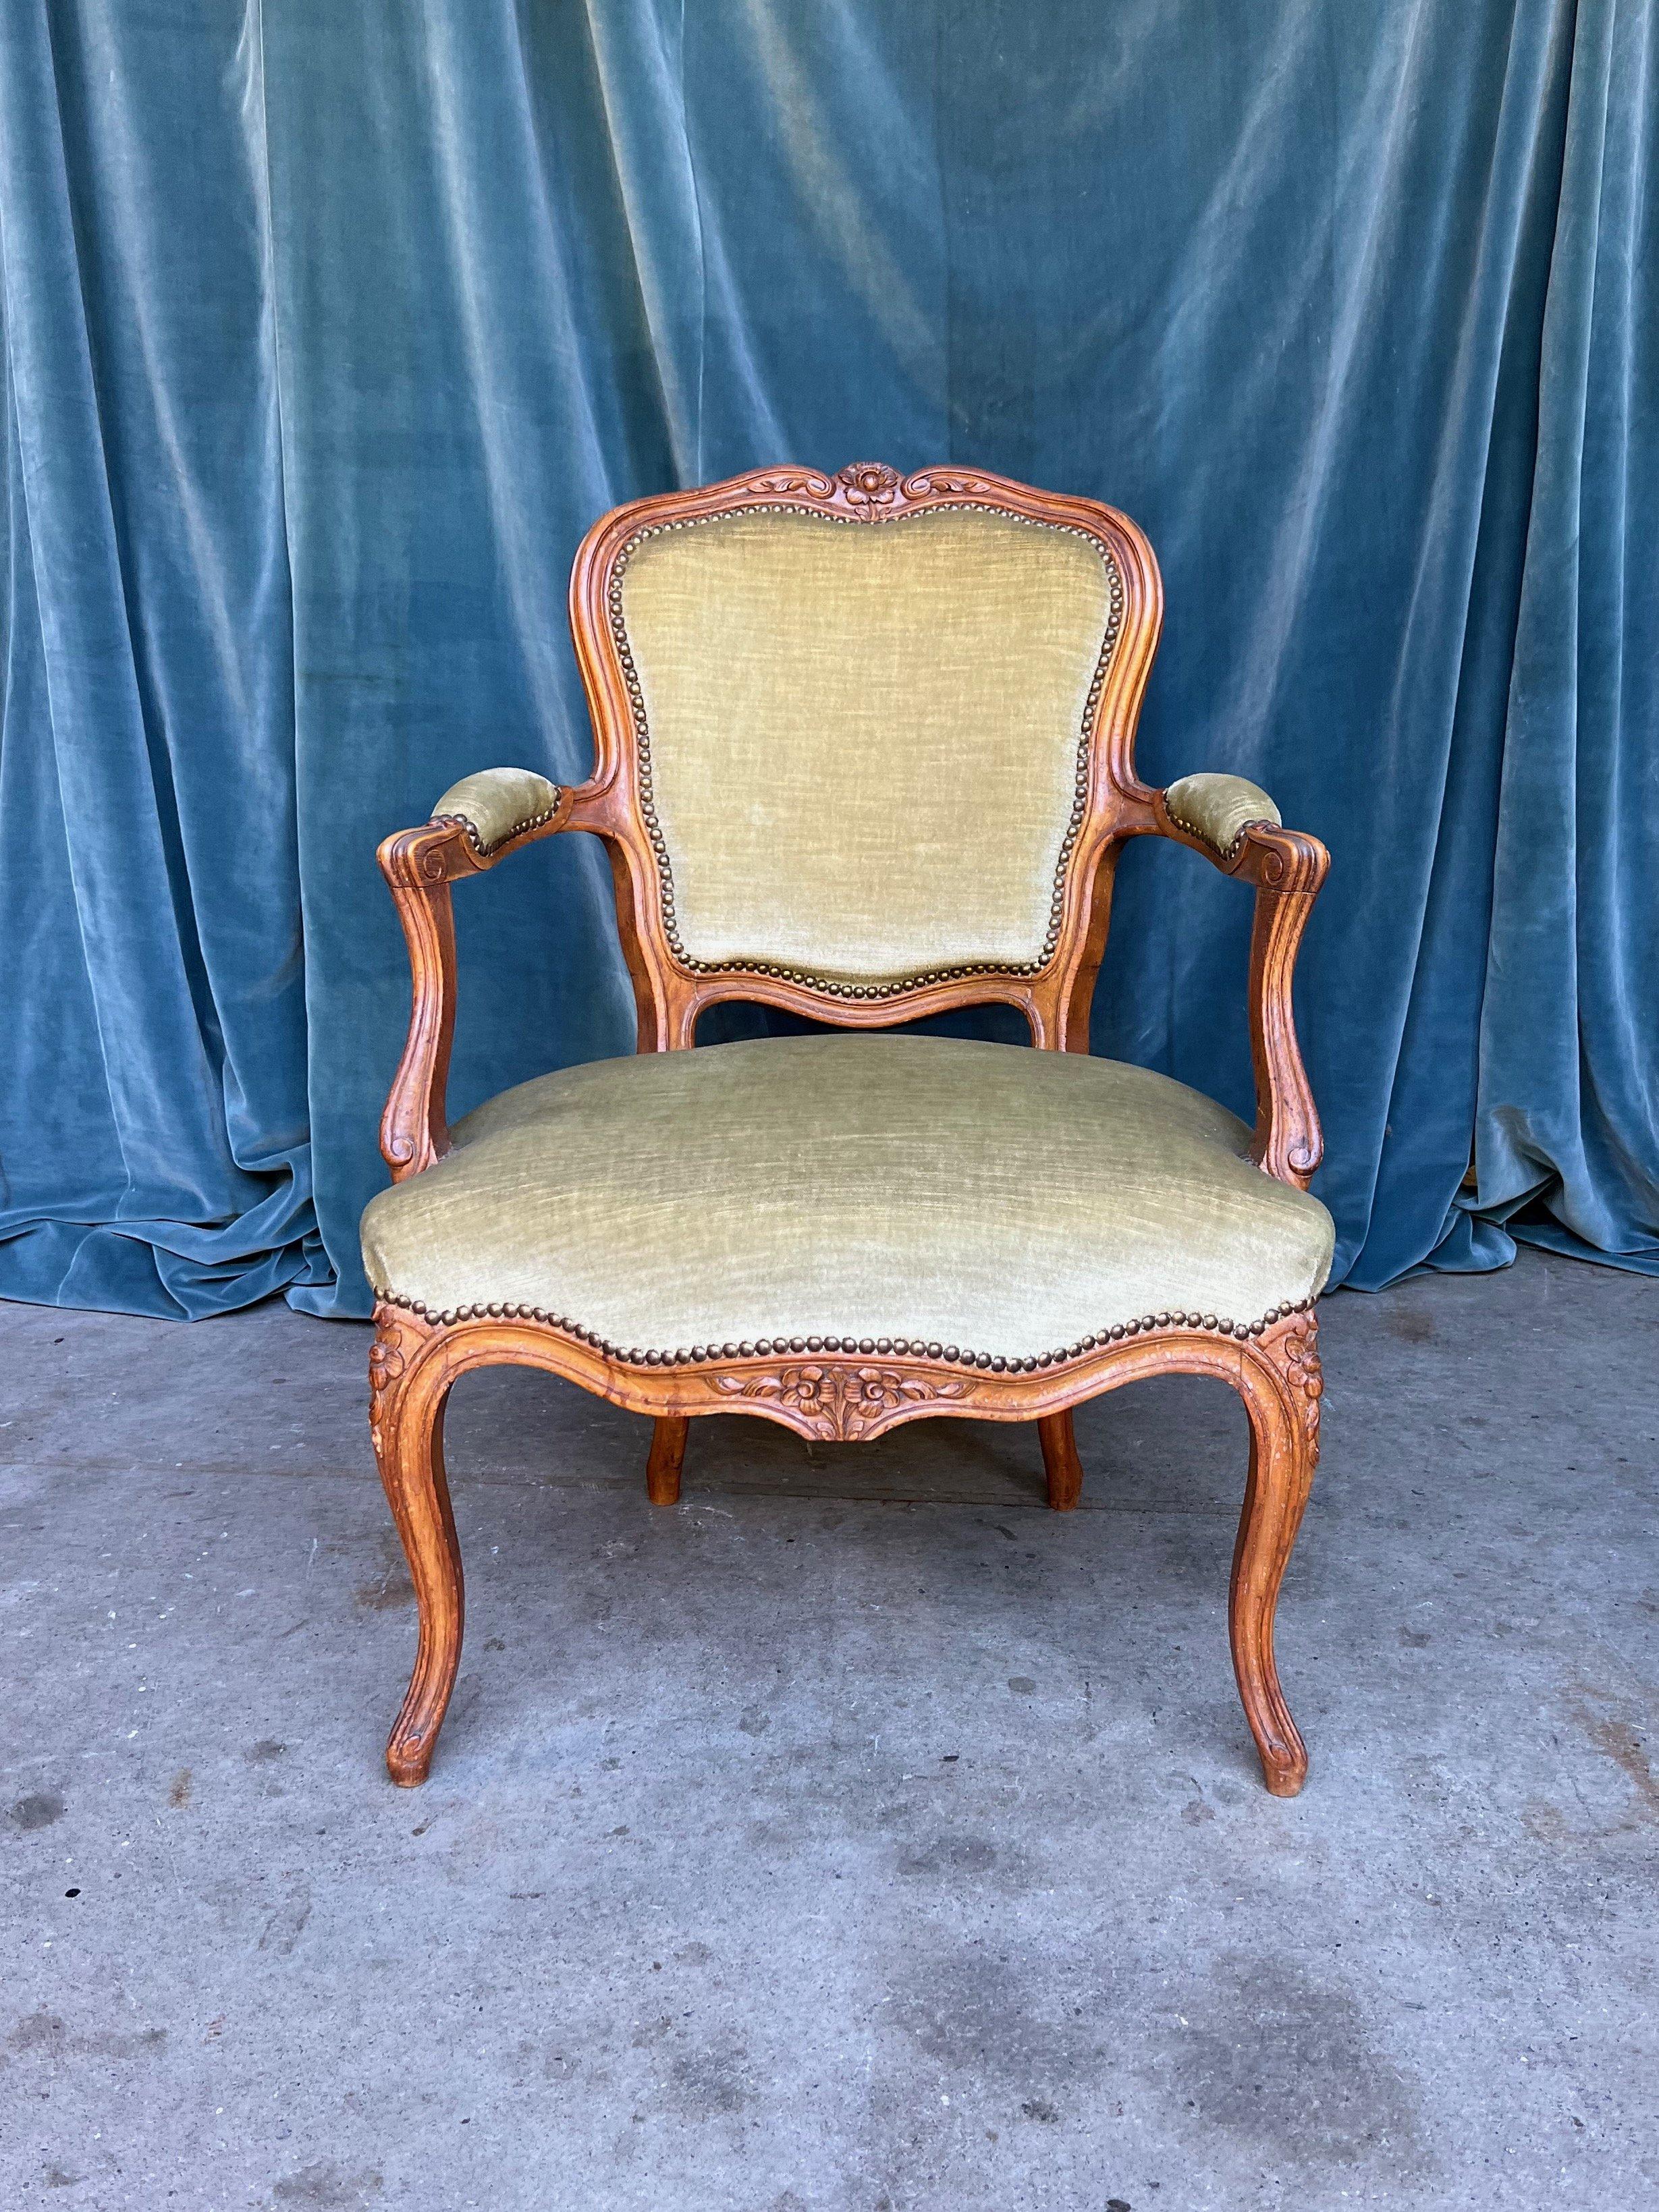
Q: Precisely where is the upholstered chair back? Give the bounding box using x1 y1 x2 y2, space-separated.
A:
611 505 1123 989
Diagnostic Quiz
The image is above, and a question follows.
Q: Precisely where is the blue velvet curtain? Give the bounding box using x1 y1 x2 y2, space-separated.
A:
1 0 1654 1319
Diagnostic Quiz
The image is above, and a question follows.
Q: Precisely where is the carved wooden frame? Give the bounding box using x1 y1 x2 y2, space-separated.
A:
371 462 1330 1796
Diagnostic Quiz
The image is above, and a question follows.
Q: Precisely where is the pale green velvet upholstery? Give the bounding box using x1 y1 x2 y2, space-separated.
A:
1164 772 1281 859
432 767 561 852
617 507 1116 981
362 1036 1333 1359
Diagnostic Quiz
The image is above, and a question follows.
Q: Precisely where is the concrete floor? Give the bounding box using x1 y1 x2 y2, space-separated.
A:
2 1250 1656 2211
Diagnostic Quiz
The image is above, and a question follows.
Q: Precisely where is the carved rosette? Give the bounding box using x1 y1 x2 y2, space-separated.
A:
1277 1312 1323 1462
834 462 901 512
713 1362 971 1440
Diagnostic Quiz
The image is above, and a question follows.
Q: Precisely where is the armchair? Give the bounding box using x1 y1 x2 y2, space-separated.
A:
362 462 1332 1795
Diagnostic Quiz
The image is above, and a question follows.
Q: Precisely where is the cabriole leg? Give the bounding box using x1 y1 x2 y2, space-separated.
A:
1230 1314 1322 1795
1037 1410 1084 1512
371 1314 462 1786
647 1415 688 1505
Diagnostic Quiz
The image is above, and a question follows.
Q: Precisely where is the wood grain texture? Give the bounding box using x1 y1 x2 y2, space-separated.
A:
1240 830 1329 1186
370 1306 464 1787
1230 1310 1322 1794
367 460 1332 1793
646 1415 688 1505
1037 1410 1084 1511
377 824 466 1181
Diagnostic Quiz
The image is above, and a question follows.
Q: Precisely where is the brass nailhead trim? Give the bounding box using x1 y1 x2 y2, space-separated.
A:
429 800 564 859
606 503 1126 1001
373 1289 1317 1370
1164 804 1272 866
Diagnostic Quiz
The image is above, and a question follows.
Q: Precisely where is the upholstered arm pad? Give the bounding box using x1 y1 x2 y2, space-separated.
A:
1164 773 1282 860
431 767 562 854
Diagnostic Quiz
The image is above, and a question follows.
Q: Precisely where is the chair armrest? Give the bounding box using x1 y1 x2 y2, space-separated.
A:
1151 776 1329 1190
430 767 563 857
376 768 573 1182
1162 772 1281 861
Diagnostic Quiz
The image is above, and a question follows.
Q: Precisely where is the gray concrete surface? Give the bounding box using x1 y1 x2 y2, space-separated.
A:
2 1249 1656 2211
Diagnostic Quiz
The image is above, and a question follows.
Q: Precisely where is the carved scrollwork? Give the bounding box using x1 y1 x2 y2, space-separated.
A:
713 1362 971 1439
379 819 472 890
902 470 994 499
740 462 1000 521
749 469 834 498
1236 822 1327 897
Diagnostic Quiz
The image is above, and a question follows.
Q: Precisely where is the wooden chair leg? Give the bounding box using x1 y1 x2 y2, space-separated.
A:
1038 1410 1084 1511
1230 1316 1322 1796
371 1321 462 1788
647 1415 688 1505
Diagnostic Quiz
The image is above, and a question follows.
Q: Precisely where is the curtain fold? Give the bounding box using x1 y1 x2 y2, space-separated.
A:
1463 0 1659 1274
0 0 323 1315
1 0 1653 1320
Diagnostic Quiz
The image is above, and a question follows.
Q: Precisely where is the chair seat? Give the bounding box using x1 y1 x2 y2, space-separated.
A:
361 1035 1333 1363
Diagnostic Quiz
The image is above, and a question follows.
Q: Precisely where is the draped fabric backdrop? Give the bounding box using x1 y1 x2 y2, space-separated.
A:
1 0 1654 1319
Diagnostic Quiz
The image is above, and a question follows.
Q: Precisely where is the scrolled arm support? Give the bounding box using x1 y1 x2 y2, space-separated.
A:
377 768 596 1182
377 821 472 1182
1234 822 1329 1187
1152 781 1329 1190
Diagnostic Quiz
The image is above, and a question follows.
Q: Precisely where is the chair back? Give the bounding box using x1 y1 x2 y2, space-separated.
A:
570 462 1163 1047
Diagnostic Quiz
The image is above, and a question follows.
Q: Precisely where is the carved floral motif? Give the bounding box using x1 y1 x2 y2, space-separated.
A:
834 461 902 509
713 1362 971 1440
1278 1313 1323 1463
741 462 1000 519
369 1317 410 1458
